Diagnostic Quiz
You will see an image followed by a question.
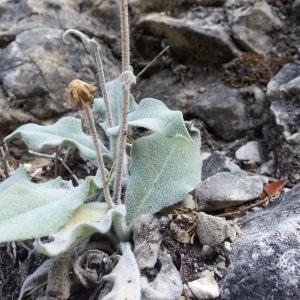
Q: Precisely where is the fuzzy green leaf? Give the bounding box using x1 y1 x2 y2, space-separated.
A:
0 168 102 243
126 129 202 223
107 98 192 141
4 116 110 161
93 76 137 132
35 203 126 256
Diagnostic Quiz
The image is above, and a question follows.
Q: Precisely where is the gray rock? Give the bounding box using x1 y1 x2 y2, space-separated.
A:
259 158 276 175
184 270 219 300
266 63 300 101
0 0 120 136
137 10 239 65
182 194 197 210
219 185 300 300
286 132 300 145
202 151 242 181
235 141 266 164
141 251 183 300
264 64 300 183
196 172 264 210
201 245 216 259
192 81 268 141
281 75 300 95
196 212 237 247
292 0 300 17
229 1 283 54
133 214 162 269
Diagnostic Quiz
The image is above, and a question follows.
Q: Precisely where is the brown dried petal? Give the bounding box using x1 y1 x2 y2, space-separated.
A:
68 79 97 109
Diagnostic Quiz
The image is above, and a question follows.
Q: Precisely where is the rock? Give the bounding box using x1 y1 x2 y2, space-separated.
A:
264 64 300 183
267 63 300 101
223 241 232 257
170 221 191 244
201 245 216 259
192 80 268 141
259 158 276 175
281 75 300 95
184 270 219 300
137 10 239 65
228 1 283 54
292 0 300 17
141 251 183 300
133 214 162 269
196 212 237 247
181 194 197 210
286 132 300 145
196 172 264 210
202 151 242 180
219 185 300 300
235 141 266 164
130 0 226 13
0 0 120 137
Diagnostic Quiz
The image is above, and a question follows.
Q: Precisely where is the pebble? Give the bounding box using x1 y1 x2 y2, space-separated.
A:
184 270 219 300
196 212 237 247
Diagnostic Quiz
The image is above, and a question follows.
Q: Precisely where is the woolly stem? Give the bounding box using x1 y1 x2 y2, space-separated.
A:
83 103 114 208
113 0 131 205
90 39 114 128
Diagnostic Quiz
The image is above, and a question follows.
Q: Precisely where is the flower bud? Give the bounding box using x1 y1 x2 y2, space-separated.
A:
68 79 97 109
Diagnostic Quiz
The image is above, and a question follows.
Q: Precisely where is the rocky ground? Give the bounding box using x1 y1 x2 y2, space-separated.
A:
0 0 300 299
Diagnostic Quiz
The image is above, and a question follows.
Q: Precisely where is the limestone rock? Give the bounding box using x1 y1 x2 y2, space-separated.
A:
141 251 183 300
235 141 266 164
137 10 239 65
202 151 242 180
196 172 264 210
229 1 283 54
184 270 219 300
0 0 120 136
219 185 300 299
133 214 162 269
196 212 237 247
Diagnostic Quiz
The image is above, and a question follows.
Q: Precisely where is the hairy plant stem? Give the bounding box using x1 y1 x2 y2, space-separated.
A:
63 29 114 129
90 39 114 128
83 103 114 208
113 0 131 205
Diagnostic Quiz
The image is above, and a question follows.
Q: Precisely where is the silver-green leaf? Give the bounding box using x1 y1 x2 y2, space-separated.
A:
93 76 137 132
0 168 101 243
35 203 126 256
4 116 110 161
126 128 202 224
107 98 192 141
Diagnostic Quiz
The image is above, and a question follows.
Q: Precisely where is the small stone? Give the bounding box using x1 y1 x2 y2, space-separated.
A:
184 270 219 299
196 212 237 247
259 159 275 175
202 151 243 180
182 194 197 210
293 0 300 17
216 255 226 263
133 215 162 269
201 245 216 259
196 172 264 211
141 251 183 300
223 241 232 256
267 63 300 101
216 261 226 272
286 132 300 145
235 141 265 164
229 1 282 54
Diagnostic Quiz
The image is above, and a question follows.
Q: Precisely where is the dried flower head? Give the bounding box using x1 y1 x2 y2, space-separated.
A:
68 79 97 109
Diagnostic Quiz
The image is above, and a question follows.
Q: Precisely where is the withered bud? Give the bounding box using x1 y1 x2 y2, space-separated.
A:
68 79 97 109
